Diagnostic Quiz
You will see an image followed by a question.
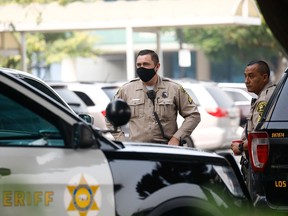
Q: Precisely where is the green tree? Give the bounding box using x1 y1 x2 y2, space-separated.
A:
183 21 287 80
25 31 100 70
0 0 100 73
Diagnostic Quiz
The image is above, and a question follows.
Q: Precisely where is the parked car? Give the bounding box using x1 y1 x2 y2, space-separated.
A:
49 81 129 134
177 80 242 151
218 82 257 98
219 87 252 127
247 67 288 212
0 69 252 216
48 82 108 130
48 83 89 115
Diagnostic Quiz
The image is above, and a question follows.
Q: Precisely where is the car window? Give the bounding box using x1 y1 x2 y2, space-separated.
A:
225 91 249 102
205 86 234 108
74 90 95 106
52 87 88 114
102 86 119 100
270 81 288 121
0 92 64 147
24 78 67 106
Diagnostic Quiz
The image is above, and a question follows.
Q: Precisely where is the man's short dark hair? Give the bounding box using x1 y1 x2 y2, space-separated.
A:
137 49 159 65
247 60 270 78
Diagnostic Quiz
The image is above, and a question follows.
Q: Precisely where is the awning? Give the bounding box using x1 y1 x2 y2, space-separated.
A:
0 0 261 77
0 0 261 32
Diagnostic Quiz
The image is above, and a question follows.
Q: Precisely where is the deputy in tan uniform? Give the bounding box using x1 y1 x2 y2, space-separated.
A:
231 60 276 201
108 49 201 146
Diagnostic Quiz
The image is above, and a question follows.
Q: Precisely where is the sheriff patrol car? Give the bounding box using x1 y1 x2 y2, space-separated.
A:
0 69 251 216
248 67 288 213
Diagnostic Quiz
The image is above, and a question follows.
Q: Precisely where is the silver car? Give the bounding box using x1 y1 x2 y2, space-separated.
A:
177 80 242 151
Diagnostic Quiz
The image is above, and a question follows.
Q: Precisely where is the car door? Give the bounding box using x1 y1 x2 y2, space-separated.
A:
0 72 115 216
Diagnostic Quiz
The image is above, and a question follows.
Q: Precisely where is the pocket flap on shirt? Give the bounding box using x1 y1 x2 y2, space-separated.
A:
127 98 145 106
158 98 173 105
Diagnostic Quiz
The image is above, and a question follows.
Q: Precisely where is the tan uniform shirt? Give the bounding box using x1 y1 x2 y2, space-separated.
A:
110 76 201 143
241 81 276 141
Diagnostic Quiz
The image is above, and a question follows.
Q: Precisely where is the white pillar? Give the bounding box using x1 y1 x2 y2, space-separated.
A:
196 50 210 81
156 31 164 77
126 26 135 80
20 32 27 72
61 58 78 82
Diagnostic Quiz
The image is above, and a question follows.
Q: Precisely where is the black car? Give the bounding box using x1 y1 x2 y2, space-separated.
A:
248 67 288 213
0 69 251 216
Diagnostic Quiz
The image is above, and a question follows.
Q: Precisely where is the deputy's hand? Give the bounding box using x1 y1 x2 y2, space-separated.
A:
231 141 242 155
168 136 180 146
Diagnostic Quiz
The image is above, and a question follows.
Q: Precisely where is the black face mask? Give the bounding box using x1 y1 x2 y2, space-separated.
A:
136 67 156 82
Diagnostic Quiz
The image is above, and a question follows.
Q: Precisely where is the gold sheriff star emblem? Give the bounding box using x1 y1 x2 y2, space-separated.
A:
67 174 99 216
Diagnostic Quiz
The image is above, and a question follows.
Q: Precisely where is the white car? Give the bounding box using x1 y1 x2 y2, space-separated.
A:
219 87 252 127
48 82 112 130
177 80 242 151
218 82 257 98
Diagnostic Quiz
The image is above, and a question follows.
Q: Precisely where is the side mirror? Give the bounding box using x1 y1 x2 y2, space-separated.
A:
79 114 94 125
72 122 98 148
106 99 131 128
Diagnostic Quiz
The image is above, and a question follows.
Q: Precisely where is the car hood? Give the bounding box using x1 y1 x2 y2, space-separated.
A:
115 142 228 165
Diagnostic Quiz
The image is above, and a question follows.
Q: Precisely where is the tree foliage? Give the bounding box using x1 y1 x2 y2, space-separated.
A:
0 0 100 72
183 22 286 75
24 32 100 69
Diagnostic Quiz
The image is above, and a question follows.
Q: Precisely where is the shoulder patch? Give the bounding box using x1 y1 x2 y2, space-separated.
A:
179 85 193 104
256 101 267 122
188 95 193 104
256 101 267 113
180 85 187 94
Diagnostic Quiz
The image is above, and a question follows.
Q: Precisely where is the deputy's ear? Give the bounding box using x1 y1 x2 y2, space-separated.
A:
155 63 160 72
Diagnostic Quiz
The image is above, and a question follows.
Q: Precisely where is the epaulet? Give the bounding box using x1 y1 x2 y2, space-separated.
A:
119 78 139 88
266 83 276 93
162 77 172 82
268 83 276 88
129 77 140 83
162 77 182 87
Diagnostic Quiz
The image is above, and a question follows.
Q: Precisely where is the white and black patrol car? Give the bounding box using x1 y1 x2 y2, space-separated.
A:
0 69 251 216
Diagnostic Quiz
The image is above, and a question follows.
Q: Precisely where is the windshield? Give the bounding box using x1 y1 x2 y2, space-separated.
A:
0 93 64 146
205 86 234 108
270 76 288 121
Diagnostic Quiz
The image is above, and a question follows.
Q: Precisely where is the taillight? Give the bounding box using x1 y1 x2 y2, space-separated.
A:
101 110 106 116
206 107 228 117
248 132 269 172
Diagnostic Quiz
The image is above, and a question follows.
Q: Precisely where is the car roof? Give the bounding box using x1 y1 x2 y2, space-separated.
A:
221 87 252 101
47 81 112 110
0 68 76 113
218 82 257 98
218 82 247 88
178 80 235 108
